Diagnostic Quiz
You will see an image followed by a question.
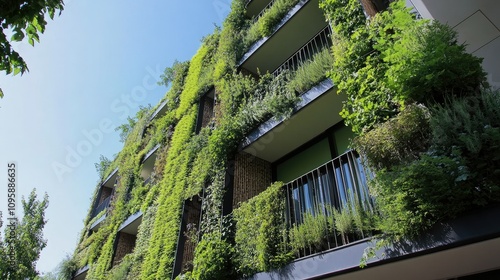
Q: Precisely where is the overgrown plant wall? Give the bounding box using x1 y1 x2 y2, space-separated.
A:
70 0 496 279
321 0 495 241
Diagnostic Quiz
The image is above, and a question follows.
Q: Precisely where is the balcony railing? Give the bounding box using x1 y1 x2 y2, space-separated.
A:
283 150 375 257
92 196 111 219
251 0 276 23
272 25 332 77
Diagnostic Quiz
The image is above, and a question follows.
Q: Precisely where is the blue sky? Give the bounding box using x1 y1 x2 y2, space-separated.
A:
0 0 230 274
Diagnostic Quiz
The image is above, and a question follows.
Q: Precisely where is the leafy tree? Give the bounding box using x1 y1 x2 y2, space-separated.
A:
94 154 112 180
0 0 64 97
0 189 49 279
115 105 151 143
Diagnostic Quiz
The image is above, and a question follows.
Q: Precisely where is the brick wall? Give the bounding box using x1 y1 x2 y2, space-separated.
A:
232 151 272 207
112 232 137 267
200 96 214 129
98 187 112 205
180 198 202 272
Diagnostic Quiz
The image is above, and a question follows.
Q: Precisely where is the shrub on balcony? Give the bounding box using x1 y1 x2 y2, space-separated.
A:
322 0 487 134
289 211 330 253
353 104 431 170
370 91 500 238
430 91 500 205
244 0 301 48
287 47 334 94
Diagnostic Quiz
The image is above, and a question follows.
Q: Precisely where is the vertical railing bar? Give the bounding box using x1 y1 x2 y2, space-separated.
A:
325 161 338 248
317 166 331 250
345 152 364 239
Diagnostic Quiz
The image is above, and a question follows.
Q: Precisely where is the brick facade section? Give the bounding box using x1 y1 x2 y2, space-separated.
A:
98 187 112 205
232 151 272 207
112 232 137 267
180 198 202 272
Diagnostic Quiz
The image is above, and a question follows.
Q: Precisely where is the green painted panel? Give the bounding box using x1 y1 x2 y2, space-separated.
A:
276 138 331 183
333 125 355 155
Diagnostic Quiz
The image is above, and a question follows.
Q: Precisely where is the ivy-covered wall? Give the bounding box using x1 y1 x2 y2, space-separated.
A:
71 0 498 279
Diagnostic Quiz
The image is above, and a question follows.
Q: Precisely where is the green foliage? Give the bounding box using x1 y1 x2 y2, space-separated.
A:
382 20 487 105
319 0 366 38
369 91 500 238
94 154 112 180
234 182 292 276
158 60 190 88
0 0 64 96
372 154 467 237
322 0 486 134
287 47 334 94
176 38 217 119
116 105 151 143
191 233 234 280
289 211 329 253
107 254 133 280
332 206 354 244
430 91 500 204
353 104 431 170
0 190 49 279
71 0 344 278
244 0 300 47
57 254 78 280
213 0 247 81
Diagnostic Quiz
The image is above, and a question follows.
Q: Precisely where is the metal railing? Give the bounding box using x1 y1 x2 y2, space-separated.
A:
272 25 332 77
251 0 277 23
92 196 111 219
283 150 375 257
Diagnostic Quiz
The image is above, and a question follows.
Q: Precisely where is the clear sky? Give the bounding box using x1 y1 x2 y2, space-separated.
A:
0 0 230 274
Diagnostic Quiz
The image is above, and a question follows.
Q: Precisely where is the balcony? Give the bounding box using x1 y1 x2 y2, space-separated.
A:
253 205 500 280
240 0 328 76
72 265 89 280
149 99 168 123
241 78 343 162
249 0 276 23
246 0 274 19
272 25 332 78
91 196 111 219
282 150 374 258
140 144 159 182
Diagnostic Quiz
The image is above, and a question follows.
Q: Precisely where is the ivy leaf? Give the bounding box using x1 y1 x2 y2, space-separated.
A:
0 87 4 98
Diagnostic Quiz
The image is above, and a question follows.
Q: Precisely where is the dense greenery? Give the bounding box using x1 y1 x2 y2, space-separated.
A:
68 0 498 278
0 190 49 279
233 182 292 276
322 0 495 241
322 0 486 134
245 0 301 47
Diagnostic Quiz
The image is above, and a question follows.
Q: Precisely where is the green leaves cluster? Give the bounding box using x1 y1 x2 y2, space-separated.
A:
233 182 292 276
245 0 300 47
71 0 335 278
190 233 234 280
359 91 500 239
353 104 431 170
0 0 64 97
0 190 49 279
322 0 486 134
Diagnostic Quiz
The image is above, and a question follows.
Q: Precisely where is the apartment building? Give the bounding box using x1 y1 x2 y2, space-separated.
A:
72 0 500 279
